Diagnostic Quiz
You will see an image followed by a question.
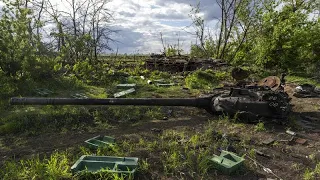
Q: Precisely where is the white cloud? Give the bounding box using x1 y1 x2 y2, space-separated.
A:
38 0 222 54
105 0 222 54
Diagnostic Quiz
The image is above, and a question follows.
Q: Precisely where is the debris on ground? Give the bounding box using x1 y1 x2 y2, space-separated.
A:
293 84 320 98
262 137 275 145
246 155 283 180
71 155 138 175
286 130 296 136
114 88 136 98
295 138 307 145
276 133 294 142
153 79 166 83
84 135 115 149
71 93 88 99
254 149 271 158
156 83 175 87
209 150 245 175
116 84 136 89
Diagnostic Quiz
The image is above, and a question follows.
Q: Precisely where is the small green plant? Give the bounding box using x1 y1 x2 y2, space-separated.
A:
304 168 314 180
254 122 266 132
139 159 150 172
45 152 71 179
185 69 221 90
248 148 256 159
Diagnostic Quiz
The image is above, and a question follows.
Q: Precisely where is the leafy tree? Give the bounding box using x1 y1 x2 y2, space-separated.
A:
248 0 320 72
0 0 36 78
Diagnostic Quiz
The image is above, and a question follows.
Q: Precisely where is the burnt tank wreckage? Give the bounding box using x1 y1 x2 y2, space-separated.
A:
10 74 292 123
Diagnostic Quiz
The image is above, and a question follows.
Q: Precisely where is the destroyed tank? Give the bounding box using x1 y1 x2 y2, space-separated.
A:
10 76 291 122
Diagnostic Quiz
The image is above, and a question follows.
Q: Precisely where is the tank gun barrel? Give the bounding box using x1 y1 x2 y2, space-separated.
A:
10 97 211 108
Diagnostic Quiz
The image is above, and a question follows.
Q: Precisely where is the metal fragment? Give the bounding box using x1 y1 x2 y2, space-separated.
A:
295 138 307 145
262 138 275 145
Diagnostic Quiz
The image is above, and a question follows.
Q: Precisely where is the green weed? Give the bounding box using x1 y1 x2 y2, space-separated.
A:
254 122 266 132
139 159 150 172
46 152 71 179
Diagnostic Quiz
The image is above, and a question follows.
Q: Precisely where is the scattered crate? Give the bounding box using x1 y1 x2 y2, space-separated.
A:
209 150 244 174
85 135 115 149
71 155 139 176
153 79 166 83
114 88 135 98
116 84 136 89
156 83 175 87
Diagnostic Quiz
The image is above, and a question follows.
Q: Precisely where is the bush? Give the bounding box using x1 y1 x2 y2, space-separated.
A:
185 69 227 89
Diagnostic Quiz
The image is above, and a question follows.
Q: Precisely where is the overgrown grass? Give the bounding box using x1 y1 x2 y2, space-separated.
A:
185 69 229 90
0 69 197 135
286 76 320 87
1 151 72 180
1 119 241 179
303 163 320 180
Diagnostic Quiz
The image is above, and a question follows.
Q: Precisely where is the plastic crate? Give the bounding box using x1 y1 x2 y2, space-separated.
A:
209 150 244 174
116 84 136 89
71 155 138 175
114 88 135 98
84 135 115 149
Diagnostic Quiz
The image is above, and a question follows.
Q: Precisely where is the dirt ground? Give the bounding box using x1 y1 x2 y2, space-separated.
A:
1 83 320 180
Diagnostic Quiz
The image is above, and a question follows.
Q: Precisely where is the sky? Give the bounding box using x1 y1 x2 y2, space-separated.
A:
104 0 221 54
0 0 221 54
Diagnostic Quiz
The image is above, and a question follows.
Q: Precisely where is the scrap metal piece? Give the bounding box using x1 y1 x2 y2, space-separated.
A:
116 84 136 89
114 88 136 98
286 130 296 136
254 149 271 158
295 138 307 145
262 138 275 145
156 83 175 87
258 76 280 91
276 133 294 142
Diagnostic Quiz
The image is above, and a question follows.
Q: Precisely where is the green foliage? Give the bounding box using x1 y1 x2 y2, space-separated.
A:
0 151 71 180
254 122 266 132
185 69 227 89
165 44 183 56
190 40 216 58
0 0 54 80
237 0 319 73
189 0 319 74
303 163 320 180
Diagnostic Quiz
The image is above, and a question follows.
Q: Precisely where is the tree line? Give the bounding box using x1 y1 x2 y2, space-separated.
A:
0 0 319 82
0 0 114 80
189 0 319 75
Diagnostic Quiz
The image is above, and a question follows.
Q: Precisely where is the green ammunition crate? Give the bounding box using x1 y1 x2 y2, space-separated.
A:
71 155 138 175
209 150 244 174
84 135 115 149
